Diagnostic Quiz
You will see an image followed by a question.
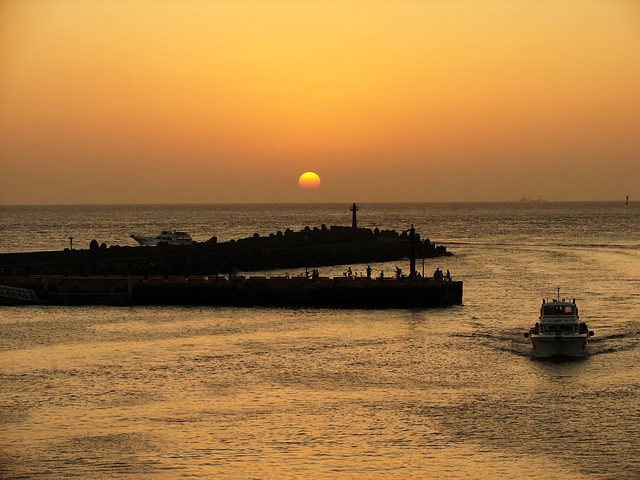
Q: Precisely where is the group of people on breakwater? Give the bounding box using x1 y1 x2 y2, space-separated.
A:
338 265 453 281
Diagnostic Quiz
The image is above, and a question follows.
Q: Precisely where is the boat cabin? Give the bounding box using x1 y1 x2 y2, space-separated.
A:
541 303 578 317
533 299 589 335
540 298 578 318
155 229 192 242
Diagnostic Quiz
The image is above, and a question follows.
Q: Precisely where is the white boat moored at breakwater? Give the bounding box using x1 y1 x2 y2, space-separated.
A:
524 294 594 358
130 229 193 246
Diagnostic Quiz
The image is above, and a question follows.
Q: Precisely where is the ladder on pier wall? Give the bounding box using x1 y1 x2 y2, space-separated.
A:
0 284 39 303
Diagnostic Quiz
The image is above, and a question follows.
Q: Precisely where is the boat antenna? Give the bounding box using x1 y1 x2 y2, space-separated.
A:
557 286 560 300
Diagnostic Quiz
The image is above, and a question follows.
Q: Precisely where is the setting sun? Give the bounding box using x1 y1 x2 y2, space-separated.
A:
298 171 321 190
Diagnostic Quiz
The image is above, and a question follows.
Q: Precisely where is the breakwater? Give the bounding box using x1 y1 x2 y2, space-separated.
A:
0 225 450 277
0 274 463 308
0 213 461 308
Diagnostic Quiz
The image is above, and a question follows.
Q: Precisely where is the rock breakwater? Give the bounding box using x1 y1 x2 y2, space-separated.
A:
0 225 450 277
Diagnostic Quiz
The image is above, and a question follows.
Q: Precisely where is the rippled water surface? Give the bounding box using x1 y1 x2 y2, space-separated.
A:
1 202 639 479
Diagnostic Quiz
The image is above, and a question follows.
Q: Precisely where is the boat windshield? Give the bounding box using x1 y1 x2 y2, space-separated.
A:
543 305 575 316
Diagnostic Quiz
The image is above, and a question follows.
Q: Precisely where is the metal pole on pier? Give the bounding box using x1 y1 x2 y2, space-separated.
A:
409 224 416 279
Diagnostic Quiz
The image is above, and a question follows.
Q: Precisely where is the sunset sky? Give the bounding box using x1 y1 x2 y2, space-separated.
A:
1 0 639 204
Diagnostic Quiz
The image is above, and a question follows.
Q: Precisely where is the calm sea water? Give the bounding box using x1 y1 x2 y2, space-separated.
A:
1 202 639 479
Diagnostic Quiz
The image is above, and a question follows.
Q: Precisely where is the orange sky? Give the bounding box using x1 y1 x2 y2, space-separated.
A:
1 0 639 204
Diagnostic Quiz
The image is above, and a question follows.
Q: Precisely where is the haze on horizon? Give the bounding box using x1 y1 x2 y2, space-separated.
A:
1 0 639 205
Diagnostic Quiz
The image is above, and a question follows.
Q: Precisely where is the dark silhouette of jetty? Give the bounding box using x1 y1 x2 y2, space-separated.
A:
0 274 463 308
0 204 462 307
0 203 450 277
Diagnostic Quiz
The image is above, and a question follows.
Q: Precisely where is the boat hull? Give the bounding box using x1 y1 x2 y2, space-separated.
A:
529 334 589 358
130 235 155 246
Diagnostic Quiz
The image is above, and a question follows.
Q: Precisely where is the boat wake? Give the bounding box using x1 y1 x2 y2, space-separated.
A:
463 325 640 360
587 330 640 356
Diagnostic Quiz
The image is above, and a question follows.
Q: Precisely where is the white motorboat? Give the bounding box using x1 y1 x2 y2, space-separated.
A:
524 295 594 357
130 229 193 246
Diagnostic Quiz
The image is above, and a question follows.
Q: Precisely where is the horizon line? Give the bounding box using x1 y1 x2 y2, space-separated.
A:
0 199 633 208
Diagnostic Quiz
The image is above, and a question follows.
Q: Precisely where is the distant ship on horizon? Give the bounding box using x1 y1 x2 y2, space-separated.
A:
518 196 547 203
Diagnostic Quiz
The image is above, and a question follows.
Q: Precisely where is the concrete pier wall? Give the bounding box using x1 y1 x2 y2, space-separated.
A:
1 275 463 308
